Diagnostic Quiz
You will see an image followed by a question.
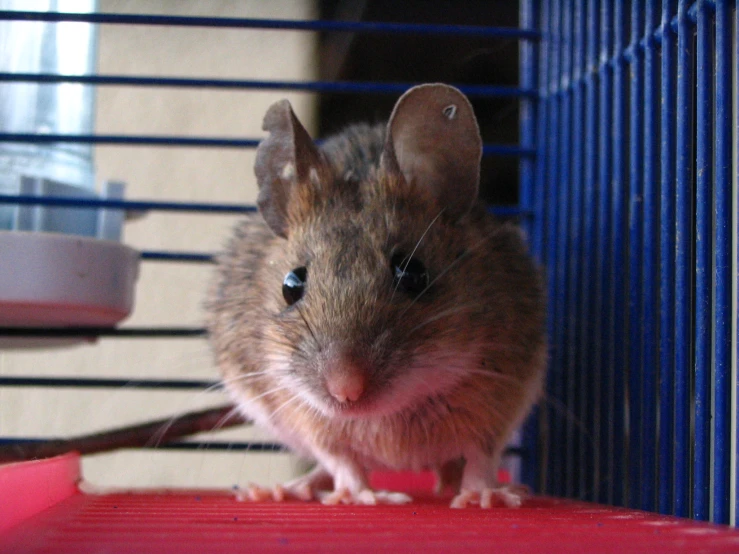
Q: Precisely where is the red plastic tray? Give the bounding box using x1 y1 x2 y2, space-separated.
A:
2 453 739 554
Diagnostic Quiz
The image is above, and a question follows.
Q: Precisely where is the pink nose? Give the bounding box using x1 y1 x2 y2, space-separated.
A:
326 371 366 403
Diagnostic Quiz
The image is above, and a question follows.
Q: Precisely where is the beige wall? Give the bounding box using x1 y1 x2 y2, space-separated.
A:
0 0 317 488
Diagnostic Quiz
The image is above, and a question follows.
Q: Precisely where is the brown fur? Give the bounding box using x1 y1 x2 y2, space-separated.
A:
205 84 547 494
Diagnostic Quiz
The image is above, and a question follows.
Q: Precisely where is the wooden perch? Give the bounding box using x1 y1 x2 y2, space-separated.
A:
0 404 249 463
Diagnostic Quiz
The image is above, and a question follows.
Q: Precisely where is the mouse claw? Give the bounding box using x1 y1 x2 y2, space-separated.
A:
273 482 314 502
320 487 412 506
450 484 529 509
241 483 274 502
373 490 413 505
318 487 352 505
271 484 287 502
236 482 316 503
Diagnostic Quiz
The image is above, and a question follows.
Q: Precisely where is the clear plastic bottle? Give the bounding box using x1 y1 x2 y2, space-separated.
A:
0 0 98 229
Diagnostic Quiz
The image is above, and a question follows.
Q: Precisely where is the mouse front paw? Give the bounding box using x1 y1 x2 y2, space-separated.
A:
236 481 320 503
319 487 413 506
236 465 334 502
450 484 529 509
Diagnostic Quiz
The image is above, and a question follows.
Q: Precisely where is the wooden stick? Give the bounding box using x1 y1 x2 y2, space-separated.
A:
0 404 249 463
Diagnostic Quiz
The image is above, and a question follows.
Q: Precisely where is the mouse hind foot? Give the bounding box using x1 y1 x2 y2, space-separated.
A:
238 465 334 502
449 449 529 508
450 483 529 509
319 487 412 506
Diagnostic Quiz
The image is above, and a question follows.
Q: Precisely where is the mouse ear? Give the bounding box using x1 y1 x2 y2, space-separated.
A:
381 84 482 220
254 100 326 238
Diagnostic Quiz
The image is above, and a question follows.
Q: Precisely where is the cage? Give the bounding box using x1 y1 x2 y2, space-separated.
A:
1 1 739 553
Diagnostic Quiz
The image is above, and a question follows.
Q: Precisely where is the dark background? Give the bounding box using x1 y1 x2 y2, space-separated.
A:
317 0 521 205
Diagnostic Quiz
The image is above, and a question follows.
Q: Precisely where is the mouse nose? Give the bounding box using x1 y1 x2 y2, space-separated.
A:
325 368 366 403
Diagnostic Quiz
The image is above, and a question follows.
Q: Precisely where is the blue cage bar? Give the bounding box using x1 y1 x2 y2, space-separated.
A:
525 0 739 525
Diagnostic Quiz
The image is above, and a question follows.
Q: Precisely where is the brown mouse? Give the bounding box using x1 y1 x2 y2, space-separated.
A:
205 83 547 508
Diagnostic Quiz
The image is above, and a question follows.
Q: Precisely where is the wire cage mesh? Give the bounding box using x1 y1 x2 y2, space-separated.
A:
523 0 739 526
0 0 737 542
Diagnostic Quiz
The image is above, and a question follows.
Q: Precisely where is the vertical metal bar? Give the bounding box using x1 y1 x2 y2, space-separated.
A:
712 0 732 525
533 0 552 495
674 0 694 519
582 0 600 503
658 0 677 516
556 0 573 499
693 0 713 522
540 0 568 498
597 0 613 505
556 0 574 499
627 0 645 510
565 0 585 497
532 0 550 266
610 0 628 508
520 0 537 248
640 0 661 513
565 0 586 500
519 0 539 492
545 0 564 497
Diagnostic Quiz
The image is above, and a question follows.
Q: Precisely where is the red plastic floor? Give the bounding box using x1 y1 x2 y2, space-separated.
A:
2 454 739 554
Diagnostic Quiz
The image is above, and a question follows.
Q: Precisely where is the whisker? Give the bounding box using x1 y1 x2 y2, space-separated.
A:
189 406 247 459
147 401 242 450
392 208 445 300
435 366 530 387
144 374 262 449
296 304 321 351
219 370 272 385
208 405 244 434
269 393 303 421
245 383 294 404
149 375 287 448
541 394 594 446
403 303 480 336
198 371 269 400
399 235 489 318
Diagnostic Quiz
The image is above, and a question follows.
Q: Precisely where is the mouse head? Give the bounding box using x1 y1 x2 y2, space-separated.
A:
255 84 481 238
252 84 489 419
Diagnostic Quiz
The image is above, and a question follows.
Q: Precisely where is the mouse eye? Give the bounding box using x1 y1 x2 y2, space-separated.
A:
283 266 307 305
391 253 428 295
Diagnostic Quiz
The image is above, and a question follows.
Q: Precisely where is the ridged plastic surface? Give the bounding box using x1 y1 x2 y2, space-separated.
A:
3 474 739 553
